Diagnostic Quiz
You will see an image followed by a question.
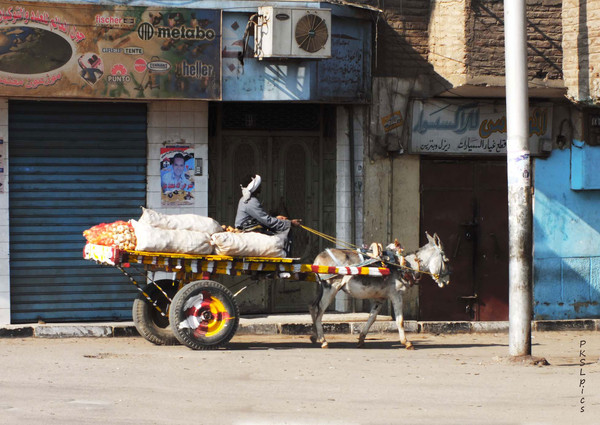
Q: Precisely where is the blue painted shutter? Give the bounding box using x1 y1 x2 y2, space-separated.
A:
8 101 147 323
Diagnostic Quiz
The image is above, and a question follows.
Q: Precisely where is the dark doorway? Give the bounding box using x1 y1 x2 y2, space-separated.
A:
208 103 336 313
420 158 509 321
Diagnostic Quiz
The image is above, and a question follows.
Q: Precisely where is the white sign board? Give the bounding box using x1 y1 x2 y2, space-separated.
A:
410 100 552 155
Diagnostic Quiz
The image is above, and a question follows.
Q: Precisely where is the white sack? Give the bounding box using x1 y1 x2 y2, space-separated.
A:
131 220 214 254
139 207 223 234
210 232 286 257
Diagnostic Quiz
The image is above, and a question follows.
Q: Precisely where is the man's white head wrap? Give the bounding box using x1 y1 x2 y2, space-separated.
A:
241 174 261 202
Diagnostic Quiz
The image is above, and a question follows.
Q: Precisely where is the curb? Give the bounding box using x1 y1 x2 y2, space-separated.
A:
1 319 598 339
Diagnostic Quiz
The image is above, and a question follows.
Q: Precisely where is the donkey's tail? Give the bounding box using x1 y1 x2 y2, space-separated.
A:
310 274 325 317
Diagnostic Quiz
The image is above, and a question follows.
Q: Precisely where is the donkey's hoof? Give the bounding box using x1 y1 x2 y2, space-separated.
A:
310 335 317 344
321 341 329 349
405 342 415 350
357 339 365 348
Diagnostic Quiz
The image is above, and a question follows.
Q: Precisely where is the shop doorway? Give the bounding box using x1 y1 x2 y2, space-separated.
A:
8 101 147 323
208 103 336 313
420 158 509 321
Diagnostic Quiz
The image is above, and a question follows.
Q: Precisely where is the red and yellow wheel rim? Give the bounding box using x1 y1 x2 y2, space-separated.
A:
182 290 233 338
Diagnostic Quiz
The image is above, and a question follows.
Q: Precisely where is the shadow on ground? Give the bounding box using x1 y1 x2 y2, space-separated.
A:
226 336 510 351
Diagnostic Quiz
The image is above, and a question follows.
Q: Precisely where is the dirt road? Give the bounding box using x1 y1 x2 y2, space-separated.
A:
0 331 598 425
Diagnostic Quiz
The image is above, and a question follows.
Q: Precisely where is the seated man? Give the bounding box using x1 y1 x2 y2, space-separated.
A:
234 174 301 254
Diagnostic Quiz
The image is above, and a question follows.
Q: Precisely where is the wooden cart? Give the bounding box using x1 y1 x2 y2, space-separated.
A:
83 243 391 350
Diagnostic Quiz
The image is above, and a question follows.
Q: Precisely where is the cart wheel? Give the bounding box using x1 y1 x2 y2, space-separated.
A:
132 280 180 346
169 280 239 350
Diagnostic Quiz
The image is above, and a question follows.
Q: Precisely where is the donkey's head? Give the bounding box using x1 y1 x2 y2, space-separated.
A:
422 232 451 287
386 233 450 288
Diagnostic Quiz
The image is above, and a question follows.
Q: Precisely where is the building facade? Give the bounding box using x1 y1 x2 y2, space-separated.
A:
0 0 374 324
363 0 600 320
2 0 599 325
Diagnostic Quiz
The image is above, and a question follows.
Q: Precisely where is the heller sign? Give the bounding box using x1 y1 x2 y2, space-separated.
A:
411 100 552 155
0 2 221 100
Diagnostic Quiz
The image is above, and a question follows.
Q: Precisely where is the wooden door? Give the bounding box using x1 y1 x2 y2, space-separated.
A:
209 105 336 313
211 134 321 261
419 159 509 321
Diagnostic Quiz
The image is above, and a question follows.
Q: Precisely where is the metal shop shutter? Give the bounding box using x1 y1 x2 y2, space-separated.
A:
8 101 147 323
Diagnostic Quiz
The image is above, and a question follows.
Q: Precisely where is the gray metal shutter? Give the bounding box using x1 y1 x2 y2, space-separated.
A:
8 101 147 323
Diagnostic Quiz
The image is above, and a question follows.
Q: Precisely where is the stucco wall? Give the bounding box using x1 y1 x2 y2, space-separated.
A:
365 76 421 318
363 154 420 318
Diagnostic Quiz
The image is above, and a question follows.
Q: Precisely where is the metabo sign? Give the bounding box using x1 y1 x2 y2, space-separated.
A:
137 22 216 41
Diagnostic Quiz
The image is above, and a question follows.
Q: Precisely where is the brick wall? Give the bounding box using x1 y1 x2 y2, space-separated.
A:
372 0 434 80
468 0 562 81
563 0 600 103
367 0 563 88
429 0 468 87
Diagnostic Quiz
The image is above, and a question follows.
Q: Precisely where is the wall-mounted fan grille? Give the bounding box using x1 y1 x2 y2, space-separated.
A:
294 14 329 53
254 7 331 59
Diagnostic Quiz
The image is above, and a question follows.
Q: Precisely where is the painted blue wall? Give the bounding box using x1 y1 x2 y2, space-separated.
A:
533 147 600 319
222 13 370 102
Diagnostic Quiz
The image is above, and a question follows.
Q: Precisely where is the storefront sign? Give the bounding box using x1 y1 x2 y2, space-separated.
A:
411 100 552 155
160 146 195 206
0 2 221 99
381 111 404 133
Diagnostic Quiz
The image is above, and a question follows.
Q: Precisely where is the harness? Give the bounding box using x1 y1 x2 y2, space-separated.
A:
397 253 422 287
319 248 384 281
320 246 447 287
300 225 448 284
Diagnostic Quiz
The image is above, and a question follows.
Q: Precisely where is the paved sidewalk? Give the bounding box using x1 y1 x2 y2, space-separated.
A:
1 312 599 338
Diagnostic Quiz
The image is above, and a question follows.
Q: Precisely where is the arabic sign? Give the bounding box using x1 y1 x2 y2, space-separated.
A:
0 2 221 100
381 111 404 133
411 100 552 155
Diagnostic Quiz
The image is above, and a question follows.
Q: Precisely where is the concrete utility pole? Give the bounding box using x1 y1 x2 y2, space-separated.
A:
504 0 533 357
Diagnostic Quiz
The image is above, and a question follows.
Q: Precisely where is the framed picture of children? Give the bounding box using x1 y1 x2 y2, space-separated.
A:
160 146 195 206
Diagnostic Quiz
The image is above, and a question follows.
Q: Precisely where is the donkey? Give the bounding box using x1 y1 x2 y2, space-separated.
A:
309 232 450 349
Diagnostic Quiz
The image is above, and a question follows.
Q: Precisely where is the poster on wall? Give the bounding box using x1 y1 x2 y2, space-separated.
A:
411 100 552 155
0 2 221 99
160 146 194 206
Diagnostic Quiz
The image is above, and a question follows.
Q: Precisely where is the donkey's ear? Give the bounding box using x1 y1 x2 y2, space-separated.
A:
433 233 441 246
426 232 435 244
394 239 404 252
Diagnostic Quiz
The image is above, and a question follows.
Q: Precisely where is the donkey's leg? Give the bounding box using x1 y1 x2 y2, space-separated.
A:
311 278 344 348
309 279 325 344
390 293 413 349
357 300 383 348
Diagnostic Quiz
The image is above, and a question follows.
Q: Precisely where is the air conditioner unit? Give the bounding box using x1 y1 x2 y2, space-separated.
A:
254 6 332 59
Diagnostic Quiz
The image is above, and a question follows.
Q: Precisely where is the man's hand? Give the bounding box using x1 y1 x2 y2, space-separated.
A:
291 219 302 227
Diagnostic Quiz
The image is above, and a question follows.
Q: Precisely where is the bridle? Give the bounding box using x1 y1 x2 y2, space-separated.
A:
391 244 450 284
